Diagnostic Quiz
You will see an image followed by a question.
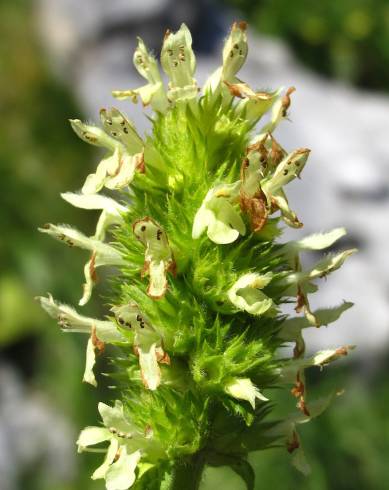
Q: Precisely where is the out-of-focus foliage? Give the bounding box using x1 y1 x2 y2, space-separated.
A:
0 0 96 347
203 363 389 490
249 363 389 490
223 0 388 90
0 1 102 489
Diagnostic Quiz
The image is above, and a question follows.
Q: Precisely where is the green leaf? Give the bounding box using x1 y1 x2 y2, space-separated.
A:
230 459 255 490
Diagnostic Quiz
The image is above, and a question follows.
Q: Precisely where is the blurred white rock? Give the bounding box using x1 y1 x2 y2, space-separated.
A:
0 364 76 490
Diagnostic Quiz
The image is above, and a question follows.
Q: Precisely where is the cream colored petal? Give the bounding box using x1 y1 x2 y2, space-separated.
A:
271 191 302 228
100 107 144 155
105 447 141 490
82 149 121 194
228 273 273 315
147 260 168 299
37 295 122 339
105 153 139 190
192 206 214 239
69 119 117 151
291 228 347 252
92 438 119 480
222 21 248 81
308 249 357 281
83 337 97 387
77 426 111 452
98 401 136 435
279 345 355 384
138 343 161 391
278 302 354 343
161 23 196 89
207 217 240 245
225 378 268 409
61 192 126 215
79 256 95 306
212 199 246 237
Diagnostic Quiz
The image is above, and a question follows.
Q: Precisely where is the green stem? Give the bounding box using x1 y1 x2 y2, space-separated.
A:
170 452 206 490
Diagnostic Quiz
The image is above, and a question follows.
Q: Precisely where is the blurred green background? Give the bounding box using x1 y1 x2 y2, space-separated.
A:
225 0 389 91
1 1 387 489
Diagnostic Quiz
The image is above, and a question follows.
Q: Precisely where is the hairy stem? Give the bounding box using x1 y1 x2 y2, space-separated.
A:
170 452 206 490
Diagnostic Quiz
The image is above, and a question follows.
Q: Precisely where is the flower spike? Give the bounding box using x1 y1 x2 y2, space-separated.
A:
38 22 355 488
133 217 175 299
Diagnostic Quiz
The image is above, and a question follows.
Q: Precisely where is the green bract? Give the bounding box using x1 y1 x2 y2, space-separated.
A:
38 22 355 490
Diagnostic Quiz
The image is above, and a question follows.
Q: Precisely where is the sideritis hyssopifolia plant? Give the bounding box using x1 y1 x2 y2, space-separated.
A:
37 22 356 490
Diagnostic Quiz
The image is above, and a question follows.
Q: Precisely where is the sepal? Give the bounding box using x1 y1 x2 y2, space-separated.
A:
278 345 355 384
278 302 353 356
258 87 296 137
225 82 280 123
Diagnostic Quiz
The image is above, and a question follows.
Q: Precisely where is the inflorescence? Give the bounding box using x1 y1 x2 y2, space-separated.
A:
37 22 355 490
